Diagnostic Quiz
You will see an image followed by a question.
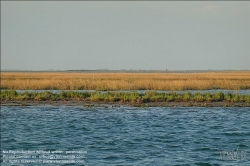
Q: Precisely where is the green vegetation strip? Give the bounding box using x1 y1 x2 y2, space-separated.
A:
1 90 250 103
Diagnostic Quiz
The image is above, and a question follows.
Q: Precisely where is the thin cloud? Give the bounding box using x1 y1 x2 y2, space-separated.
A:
200 5 220 13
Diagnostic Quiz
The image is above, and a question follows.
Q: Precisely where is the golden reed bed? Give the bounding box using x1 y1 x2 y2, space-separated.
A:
1 71 250 90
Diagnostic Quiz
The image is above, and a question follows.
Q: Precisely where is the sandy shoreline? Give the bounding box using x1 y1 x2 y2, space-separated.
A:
1 100 249 107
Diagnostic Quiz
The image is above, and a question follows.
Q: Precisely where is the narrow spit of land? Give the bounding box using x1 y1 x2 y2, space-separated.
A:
1 90 249 107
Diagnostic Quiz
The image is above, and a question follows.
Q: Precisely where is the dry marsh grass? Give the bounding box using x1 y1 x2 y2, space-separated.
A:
1 72 250 90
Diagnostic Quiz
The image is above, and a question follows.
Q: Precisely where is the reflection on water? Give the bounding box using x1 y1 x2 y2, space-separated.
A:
1 106 250 165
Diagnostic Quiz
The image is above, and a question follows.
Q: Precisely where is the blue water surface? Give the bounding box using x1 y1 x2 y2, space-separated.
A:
14 89 250 95
1 106 249 166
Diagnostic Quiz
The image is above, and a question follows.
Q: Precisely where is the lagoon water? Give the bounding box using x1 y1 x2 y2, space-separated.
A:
1 106 250 165
15 89 250 95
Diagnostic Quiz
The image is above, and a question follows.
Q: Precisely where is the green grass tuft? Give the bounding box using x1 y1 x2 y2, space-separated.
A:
1 90 250 103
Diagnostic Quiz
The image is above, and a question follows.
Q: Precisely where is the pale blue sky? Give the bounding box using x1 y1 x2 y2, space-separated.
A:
2 1 250 70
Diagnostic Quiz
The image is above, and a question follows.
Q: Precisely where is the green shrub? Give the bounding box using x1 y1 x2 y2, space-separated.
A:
166 95 175 102
204 93 213 102
142 96 151 102
212 92 224 101
193 93 204 102
150 95 164 102
224 93 233 101
183 92 192 101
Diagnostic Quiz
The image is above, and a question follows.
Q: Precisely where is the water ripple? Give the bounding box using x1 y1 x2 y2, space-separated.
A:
1 106 249 165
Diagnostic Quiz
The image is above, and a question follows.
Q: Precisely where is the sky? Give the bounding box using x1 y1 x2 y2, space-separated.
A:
1 1 250 71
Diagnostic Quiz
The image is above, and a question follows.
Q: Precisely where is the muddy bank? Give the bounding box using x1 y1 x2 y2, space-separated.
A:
1 100 249 107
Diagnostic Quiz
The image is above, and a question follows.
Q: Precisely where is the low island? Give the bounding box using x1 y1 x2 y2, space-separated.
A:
1 71 250 107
